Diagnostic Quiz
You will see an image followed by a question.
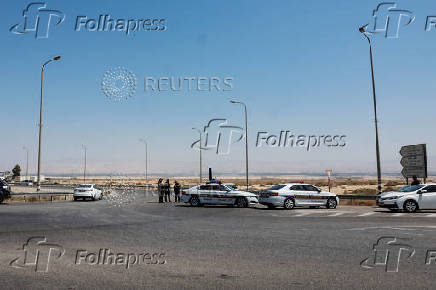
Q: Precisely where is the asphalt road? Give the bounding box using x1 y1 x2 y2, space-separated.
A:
1 191 436 289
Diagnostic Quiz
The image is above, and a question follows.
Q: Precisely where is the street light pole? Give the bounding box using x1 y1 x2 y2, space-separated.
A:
23 146 29 181
230 100 249 191
82 145 87 183
192 128 202 184
36 55 61 191
139 139 148 188
359 27 382 195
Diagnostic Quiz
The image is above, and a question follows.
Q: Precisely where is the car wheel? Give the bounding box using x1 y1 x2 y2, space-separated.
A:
283 198 295 210
190 196 201 207
326 198 337 209
267 204 276 209
0 195 4 204
235 197 248 208
403 200 418 213
73 197 78 201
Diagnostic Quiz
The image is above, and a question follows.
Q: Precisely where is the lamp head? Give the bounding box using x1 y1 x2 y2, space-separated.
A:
53 56 61 60
358 26 366 33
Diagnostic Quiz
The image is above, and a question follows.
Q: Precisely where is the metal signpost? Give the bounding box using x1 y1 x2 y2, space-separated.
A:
400 144 427 184
325 169 332 192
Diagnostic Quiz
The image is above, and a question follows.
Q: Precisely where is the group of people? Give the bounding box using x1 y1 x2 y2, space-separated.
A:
157 179 181 203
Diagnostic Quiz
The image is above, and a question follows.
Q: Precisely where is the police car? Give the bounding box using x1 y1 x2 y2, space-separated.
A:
258 183 339 209
181 182 258 207
377 183 436 213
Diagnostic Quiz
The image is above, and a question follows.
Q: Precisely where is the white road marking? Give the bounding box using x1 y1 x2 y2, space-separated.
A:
294 213 311 217
425 213 436 217
328 212 345 217
392 213 407 217
358 212 376 217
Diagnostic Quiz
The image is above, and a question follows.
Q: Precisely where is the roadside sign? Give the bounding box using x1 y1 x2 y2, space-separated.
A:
399 144 427 178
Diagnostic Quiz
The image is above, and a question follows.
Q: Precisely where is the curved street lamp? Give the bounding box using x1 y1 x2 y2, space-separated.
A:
192 128 202 184
82 145 87 183
37 55 61 191
359 26 382 195
230 100 249 191
138 138 148 188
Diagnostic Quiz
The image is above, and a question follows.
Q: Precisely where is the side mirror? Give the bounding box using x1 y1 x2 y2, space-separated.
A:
418 189 426 194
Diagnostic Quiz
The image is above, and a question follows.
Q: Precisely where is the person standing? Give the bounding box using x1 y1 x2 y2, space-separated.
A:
157 178 164 203
164 179 171 202
411 175 421 186
174 181 181 203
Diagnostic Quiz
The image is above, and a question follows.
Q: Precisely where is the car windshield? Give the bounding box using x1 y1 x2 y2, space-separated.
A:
267 184 286 190
397 185 424 192
78 184 92 188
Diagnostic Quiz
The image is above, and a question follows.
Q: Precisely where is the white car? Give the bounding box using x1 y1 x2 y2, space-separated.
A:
20 180 33 186
377 183 436 213
181 183 258 207
258 183 339 209
73 184 103 201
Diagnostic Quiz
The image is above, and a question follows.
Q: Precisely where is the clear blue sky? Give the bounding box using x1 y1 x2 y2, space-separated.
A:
1 0 436 176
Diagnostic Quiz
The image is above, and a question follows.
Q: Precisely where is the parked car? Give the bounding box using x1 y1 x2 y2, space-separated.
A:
258 183 339 209
20 180 33 186
377 183 436 212
0 179 11 204
73 184 103 201
181 183 258 207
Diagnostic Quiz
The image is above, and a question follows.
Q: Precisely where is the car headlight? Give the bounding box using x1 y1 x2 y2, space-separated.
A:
384 196 398 200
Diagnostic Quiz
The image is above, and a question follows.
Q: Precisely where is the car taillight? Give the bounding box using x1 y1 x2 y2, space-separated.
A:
270 192 279 196
181 191 186 195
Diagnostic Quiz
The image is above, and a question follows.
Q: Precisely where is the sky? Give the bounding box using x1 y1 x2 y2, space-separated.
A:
1 0 436 176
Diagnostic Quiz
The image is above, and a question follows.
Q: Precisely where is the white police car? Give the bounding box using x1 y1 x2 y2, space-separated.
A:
258 183 339 209
73 184 103 201
377 183 436 213
181 183 258 207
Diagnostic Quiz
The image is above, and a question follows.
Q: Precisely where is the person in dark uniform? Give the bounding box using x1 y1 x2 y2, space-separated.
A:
157 178 164 203
174 181 181 203
411 175 421 186
164 179 171 202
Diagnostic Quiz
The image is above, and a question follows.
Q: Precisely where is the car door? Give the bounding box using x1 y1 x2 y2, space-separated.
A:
198 184 212 203
417 185 436 209
207 184 225 204
290 185 311 206
218 184 235 205
304 185 324 205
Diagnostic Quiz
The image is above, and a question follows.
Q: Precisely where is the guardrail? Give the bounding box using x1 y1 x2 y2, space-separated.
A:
338 195 376 200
